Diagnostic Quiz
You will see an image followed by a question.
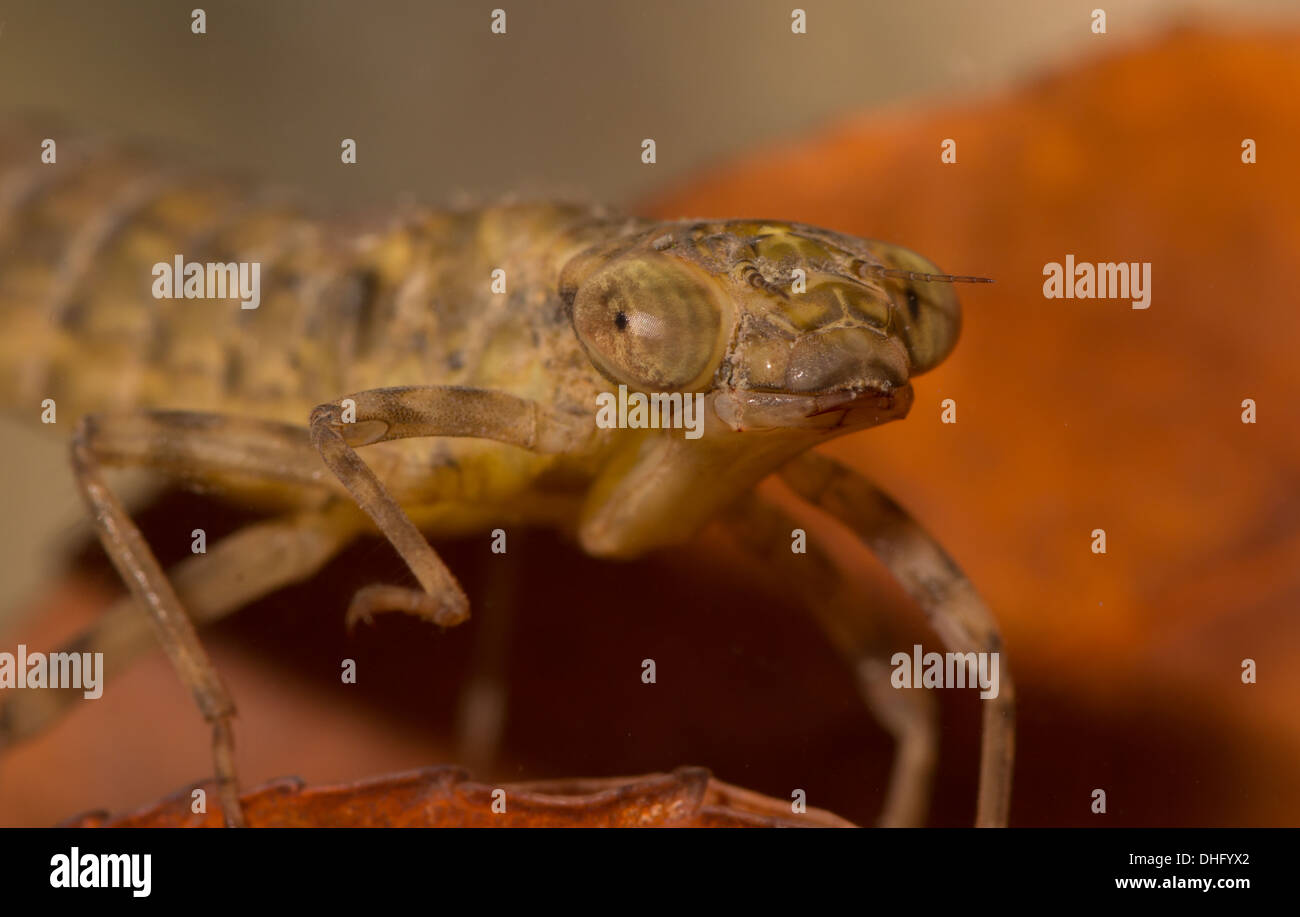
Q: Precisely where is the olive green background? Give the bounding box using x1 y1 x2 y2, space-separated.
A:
0 0 1295 617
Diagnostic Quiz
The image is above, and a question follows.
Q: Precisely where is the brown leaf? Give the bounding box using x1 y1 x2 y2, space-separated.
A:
648 26 1300 824
61 766 854 828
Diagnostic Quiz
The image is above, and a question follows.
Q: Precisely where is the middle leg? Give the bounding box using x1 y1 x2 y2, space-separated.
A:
0 500 363 751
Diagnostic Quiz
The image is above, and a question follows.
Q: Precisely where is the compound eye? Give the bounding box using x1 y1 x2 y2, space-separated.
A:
571 255 727 391
857 243 964 374
896 277 962 373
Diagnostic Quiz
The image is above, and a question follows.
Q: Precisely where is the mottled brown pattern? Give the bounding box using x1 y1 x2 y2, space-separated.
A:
0 121 1005 826
0 127 969 532
0 124 618 428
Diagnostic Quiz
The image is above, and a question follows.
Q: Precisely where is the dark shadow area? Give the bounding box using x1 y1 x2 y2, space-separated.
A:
65 490 1258 827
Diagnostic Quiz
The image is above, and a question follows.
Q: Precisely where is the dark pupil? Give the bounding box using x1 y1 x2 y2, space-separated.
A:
614 311 628 331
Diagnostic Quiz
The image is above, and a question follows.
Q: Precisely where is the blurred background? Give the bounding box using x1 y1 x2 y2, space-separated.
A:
1 1 1298 826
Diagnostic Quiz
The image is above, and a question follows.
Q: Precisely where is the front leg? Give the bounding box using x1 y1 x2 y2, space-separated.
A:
306 385 589 774
779 451 1015 828
308 385 587 629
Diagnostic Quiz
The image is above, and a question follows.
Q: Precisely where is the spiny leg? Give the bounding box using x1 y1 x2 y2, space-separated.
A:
63 410 346 826
720 490 937 828
308 385 585 629
779 451 1015 828
0 501 361 751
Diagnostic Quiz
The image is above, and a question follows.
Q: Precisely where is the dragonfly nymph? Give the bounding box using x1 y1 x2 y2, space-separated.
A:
0 126 1011 827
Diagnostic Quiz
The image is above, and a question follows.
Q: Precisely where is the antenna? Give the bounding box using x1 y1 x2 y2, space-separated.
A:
859 264 994 285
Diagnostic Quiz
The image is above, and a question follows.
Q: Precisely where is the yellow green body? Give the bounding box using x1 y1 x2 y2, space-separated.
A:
0 124 1018 829
0 124 970 558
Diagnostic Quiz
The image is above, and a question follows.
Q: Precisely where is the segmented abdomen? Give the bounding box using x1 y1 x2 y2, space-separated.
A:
0 120 612 429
